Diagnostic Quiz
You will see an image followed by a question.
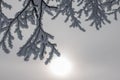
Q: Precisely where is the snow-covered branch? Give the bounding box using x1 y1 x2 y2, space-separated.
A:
16 0 60 64
0 0 120 64
52 0 85 31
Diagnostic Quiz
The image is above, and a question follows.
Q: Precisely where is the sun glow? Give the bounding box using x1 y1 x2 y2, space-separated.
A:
49 57 72 77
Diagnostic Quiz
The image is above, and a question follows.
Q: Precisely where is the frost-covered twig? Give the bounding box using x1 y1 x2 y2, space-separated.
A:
0 0 120 64
103 0 120 20
16 0 60 64
52 0 85 31
0 0 12 53
77 0 111 30
0 0 31 53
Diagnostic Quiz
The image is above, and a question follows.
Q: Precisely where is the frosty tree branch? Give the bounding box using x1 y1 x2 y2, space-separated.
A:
0 0 60 64
0 0 120 64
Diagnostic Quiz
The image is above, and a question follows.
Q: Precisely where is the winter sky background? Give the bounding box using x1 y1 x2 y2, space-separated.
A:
0 0 120 80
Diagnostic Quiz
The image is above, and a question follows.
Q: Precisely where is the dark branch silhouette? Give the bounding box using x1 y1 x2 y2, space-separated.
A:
0 0 120 64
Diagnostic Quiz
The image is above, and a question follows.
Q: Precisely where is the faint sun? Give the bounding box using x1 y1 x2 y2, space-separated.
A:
49 56 72 77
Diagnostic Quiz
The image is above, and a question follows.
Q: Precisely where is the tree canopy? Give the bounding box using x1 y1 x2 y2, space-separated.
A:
0 0 120 64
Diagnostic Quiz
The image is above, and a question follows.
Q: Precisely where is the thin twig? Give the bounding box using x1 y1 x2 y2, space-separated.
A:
1 0 31 42
42 0 57 9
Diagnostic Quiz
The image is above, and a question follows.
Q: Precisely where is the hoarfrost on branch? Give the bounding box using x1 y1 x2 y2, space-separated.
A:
0 0 120 64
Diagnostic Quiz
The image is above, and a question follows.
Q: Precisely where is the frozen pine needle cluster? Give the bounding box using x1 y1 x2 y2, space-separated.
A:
0 0 120 64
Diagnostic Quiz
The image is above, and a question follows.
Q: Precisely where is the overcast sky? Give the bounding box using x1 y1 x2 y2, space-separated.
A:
0 1 120 80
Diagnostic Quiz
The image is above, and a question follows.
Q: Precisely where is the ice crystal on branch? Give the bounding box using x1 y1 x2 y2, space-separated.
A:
0 0 60 64
0 0 120 64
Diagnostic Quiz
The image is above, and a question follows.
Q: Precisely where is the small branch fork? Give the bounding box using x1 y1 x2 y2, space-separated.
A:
17 0 60 64
1 0 57 42
0 0 60 64
0 0 31 42
42 0 57 9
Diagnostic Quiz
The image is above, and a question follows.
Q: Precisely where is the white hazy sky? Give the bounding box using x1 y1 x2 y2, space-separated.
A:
0 0 120 80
